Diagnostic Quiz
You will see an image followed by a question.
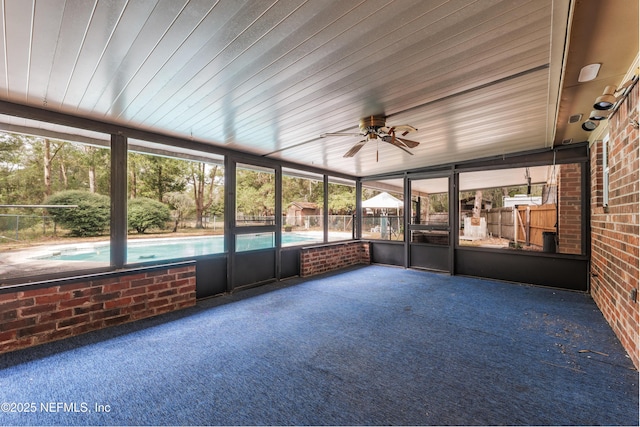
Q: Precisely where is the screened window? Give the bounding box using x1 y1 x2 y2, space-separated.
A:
0 131 111 282
410 177 449 245
126 141 225 264
457 164 583 255
411 177 449 226
236 164 275 227
282 168 324 247
328 179 356 241
362 179 404 241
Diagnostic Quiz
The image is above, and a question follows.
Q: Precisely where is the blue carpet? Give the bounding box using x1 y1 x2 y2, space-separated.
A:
0 265 637 426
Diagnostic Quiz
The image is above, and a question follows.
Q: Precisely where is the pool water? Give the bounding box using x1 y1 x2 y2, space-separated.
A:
38 233 322 263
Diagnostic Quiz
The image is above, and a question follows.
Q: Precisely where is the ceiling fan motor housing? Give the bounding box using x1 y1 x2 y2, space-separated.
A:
359 115 386 132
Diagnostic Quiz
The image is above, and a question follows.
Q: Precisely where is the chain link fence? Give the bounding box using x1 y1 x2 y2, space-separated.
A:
0 214 56 243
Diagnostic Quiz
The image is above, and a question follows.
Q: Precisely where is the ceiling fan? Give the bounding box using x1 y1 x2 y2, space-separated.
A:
320 115 420 159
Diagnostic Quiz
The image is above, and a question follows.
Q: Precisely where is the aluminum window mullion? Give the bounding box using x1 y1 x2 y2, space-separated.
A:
110 134 127 269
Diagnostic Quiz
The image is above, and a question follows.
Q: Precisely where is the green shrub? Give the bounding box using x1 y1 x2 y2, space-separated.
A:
45 190 110 237
128 197 171 234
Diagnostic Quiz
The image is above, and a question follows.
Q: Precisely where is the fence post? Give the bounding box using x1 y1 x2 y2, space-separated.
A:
15 215 19 241
513 208 517 245
525 206 530 246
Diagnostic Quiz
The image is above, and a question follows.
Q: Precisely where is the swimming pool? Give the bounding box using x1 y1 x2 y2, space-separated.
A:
36 232 323 263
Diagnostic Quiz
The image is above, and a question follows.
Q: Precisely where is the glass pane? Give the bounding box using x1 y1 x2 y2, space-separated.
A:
328 180 356 241
236 232 275 252
236 164 275 226
411 177 449 225
0 132 111 281
282 169 324 247
362 179 404 241
457 165 582 254
126 148 225 264
411 230 449 245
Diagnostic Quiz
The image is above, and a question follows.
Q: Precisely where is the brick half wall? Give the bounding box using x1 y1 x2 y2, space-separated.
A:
300 241 370 277
0 262 196 354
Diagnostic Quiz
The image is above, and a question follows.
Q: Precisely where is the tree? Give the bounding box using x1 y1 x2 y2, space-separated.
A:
45 190 110 236
164 191 195 230
141 156 187 201
81 144 110 195
6 136 48 205
0 133 25 205
42 139 65 198
328 184 355 214
82 145 105 193
428 193 448 214
473 190 483 218
127 197 171 233
129 153 141 199
0 132 23 162
282 175 323 206
128 153 187 201
190 163 222 228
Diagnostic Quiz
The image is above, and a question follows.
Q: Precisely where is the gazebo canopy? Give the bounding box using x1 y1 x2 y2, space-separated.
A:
362 192 403 209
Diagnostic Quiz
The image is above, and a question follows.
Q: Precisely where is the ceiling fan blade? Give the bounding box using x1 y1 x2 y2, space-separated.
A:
343 139 368 158
381 135 413 155
392 125 418 135
396 137 420 148
320 132 363 138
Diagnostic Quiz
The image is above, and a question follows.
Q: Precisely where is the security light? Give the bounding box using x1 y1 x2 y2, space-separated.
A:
593 86 617 110
589 110 610 120
581 120 599 131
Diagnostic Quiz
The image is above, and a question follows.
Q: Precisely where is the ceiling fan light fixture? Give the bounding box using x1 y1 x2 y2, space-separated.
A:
593 86 617 110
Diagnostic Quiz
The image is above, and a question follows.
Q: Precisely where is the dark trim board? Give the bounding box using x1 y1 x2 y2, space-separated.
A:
280 247 301 279
410 244 450 272
309 240 587 291
455 248 589 291
196 255 228 299
367 241 588 291
370 241 404 266
233 249 276 289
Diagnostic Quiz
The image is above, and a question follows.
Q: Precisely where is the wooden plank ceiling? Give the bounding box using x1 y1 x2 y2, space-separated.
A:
0 0 636 177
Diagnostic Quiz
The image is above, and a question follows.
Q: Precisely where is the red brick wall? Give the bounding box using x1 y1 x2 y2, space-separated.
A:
300 241 370 277
0 264 196 354
558 163 583 254
590 81 639 369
